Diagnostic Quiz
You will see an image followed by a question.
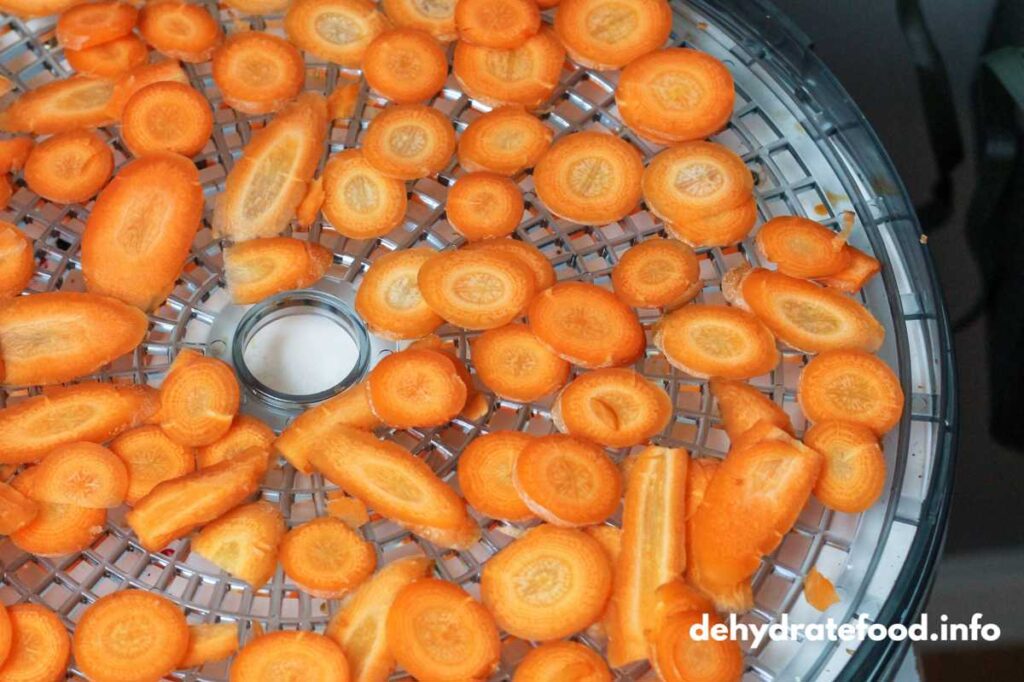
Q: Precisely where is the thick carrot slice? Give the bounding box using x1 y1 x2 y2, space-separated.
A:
709 378 793 442
180 622 238 669
458 430 536 521
534 131 643 225
230 630 350 682
212 31 304 114
665 198 758 248
650 609 744 682
23 128 113 204
457 105 553 176
0 382 159 465
804 567 840 611
27 441 128 508
362 104 456 180
0 137 33 173
9 471 106 556
514 641 612 682
366 347 467 428
471 322 569 402
363 28 448 103
66 34 149 78
387 578 501 680
642 141 752 227
279 516 376 598
107 59 189 118
453 27 565 109
0 76 116 134
654 303 779 380
224 0 289 13
798 349 903 435
157 350 240 447
213 92 328 241
481 524 613 640
527 281 645 368
555 0 671 70
0 603 70 682
138 0 223 63
56 1 138 51
121 82 212 157
0 292 147 386
447 171 524 241
382 0 458 42
224 237 332 305
0 221 33 299
321 149 408 240
456 0 540 49
327 78 360 120
198 415 275 469
612 237 701 309
285 0 390 67
354 248 441 339
805 419 886 512
191 500 285 588
0 480 38 534
553 368 671 447
125 446 266 551
325 492 370 528
0 0 78 18
755 214 853 279
462 237 556 291
818 244 881 294
110 424 196 504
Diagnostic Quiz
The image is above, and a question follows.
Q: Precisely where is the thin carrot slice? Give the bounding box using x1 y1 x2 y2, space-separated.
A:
458 430 536 522
0 76 116 134
213 92 328 241
584 523 621 641
471 323 569 402
382 0 458 42
366 347 468 428
818 244 881 294
463 237 556 291
0 137 33 173
456 0 540 49
230 630 350 682
280 516 376 598
0 604 71 682
354 248 441 339
418 248 536 329
28 441 128 508
804 568 840 611
0 221 33 300
555 0 671 70
447 171 524 241
665 198 758 248
66 34 148 78
553 368 672 447
804 419 887 512
125 446 267 551
285 0 390 67
309 425 479 549
527 281 645 368
224 0 289 13
56 1 138 51
709 378 793 442
0 0 78 18
0 480 38 534
110 424 196 504
612 237 701 309
321 149 408 239
453 27 565 109
327 78 360 120
755 214 853 279
481 524 613 640
387 578 500 680
295 175 325 227
798 350 903 437
457 105 553 176
534 131 643 225
514 641 612 682
9 471 107 556
363 28 448 103
23 128 113 204
197 415 275 469
191 500 286 588
107 59 189 118
212 31 304 114
224 237 332 305
362 104 456 180
157 350 240 447
0 292 147 386
643 141 753 228
406 334 490 421
326 555 434 682
138 0 223 63
325 492 370 528
180 623 239 669
650 609 744 682
121 82 213 157
654 304 779 380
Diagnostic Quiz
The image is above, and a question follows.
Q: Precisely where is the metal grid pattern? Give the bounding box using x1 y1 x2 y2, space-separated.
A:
0 2 951 680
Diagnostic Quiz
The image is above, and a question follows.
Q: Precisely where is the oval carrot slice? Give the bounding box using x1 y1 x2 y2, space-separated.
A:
387 578 501 680
818 244 881 294
654 303 779 380
650 609 744 682
514 640 611 682
612 237 701 309
553 368 671 447
805 420 886 513
107 59 190 118
534 130 643 225
180 622 239 669
285 0 390 67
157 349 240 447
56 1 138 51
642 141 753 226
0 137 33 173
755 213 853 279
230 630 350 682
110 424 196 504
0 76 116 134
458 430 536 522
665 197 759 248
363 28 448 103
418 248 536 329
66 34 149 78
73 590 189 682
224 237 332 305
709 377 793 443
354 248 442 340
212 31 304 114
362 103 456 180
198 415 275 469
280 516 376 598
804 567 841 612
799 349 903 436
481 524 613 640
382 0 458 42
138 0 223 63
447 171 524 241
527 281 645 369
0 603 70 682
453 27 565 109
458 105 552 176
321 149 408 240
0 480 39 534
555 0 671 70
121 81 213 157
367 347 468 428
9 471 107 556
191 500 286 588
463 237 556 291
456 0 540 49
28 441 128 508
471 322 569 402
23 128 113 204
0 221 33 299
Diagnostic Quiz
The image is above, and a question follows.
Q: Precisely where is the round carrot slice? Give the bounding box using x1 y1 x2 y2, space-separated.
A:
279 516 376 598
322 149 408 239
553 367 672 447
654 304 779 380
463 237 556 291
0 221 33 299
8 491 106 558
709 377 792 442
65 35 148 78
617 47 735 144
363 28 448 103
513 434 622 526
28 441 128 508
110 424 196 504
120 81 212 157
56 1 138 51
664 197 758 248
386 578 500 680
642 141 753 226
138 0 223 63
453 27 565 109
362 104 456 180
447 171 524 241
555 0 671 70
158 349 240 447
534 131 643 225
612 237 701 309
527 281 645 368
798 350 904 435
805 420 886 512
382 0 457 41
366 348 468 428
1 0 79 18
471 322 569 401
0 604 70 682
456 0 541 49
458 105 553 176
224 236 333 305
755 214 853 279
481 524 613 640
458 430 536 521
354 247 443 340
418 248 536 329
285 0 390 67
230 631 350 682
198 415 274 469
650 610 744 682
514 640 612 682
23 129 113 204
212 31 304 115
0 76 116 134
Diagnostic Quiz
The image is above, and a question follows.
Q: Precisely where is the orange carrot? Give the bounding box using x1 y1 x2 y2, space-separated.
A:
285 0 390 67
555 0 671 70
361 104 456 180
0 137 33 173
612 237 702 309
229 630 350 682
224 237 332 305
26 441 128 508
804 568 840 611
366 347 468 428
458 430 536 522
197 415 274 470
0 480 38 534
553 368 672 447
110 424 196 504
363 28 448 103
456 0 540 49
0 603 71 682
804 420 887 512
798 350 904 435
462 237 557 291
471 323 570 402
514 641 611 681
447 171 525 241
191 500 285 588
755 214 853 279
180 622 239 669
211 31 304 114
453 28 565 109
0 76 117 134
280 517 377 598
9 471 107 557
23 128 113 204
457 105 553 176
56 1 138 51
107 59 189 118
120 82 213 157
65 35 148 78
353 248 442 340
382 0 458 42
325 492 370 528
157 350 240 447
138 0 223 63
709 378 793 443
0 221 33 299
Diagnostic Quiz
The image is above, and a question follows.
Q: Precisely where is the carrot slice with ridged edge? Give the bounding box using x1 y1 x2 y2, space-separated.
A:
0 76 116 134
382 0 458 42
326 492 370 527
555 0 671 70
107 59 189 118
279 516 376 598
212 31 304 114
755 213 854 279
73 590 189 682
0 292 147 387
0 603 70 682
534 131 643 225
198 415 275 469
66 35 149 78
230 630 351 682
804 568 840 611
457 105 553 176
665 198 758 248
354 248 441 339
387 578 501 681
0 221 33 299
709 378 793 442
514 641 612 682
191 500 285 588
326 555 434 682
138 0 223 63
0 0 78 17
0 480 38 534
125 446 266 551
458 430 536 522
121 82 213 157
224 237 332 305
463 237 556 291
819 244 882 294
0 137 33 173
528 281 645 369
447 171 524 241
654 303 779 380
224 0 289 14
456 0 540 49
362 104 456 180
453 27 565 109
363 28 448 103
9 470 107 556
110 424 196 504
157 350 240 447
366 347 467 428
612 237 701 309
180 622 239 669
798 349 903 435
642 141 753 228
471 322 569 402
321 149 409 239
481 524 613 640
213 93 328 241
418 248 536 329
649 596 743 682
286 0 390 67
56 1 138 51
805 420 886 512
26 441 128 508
308 424 479 549
553 368 671 448
23 128 113 204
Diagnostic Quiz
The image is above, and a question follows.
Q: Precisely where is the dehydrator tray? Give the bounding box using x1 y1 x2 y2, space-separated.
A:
0 1 956 680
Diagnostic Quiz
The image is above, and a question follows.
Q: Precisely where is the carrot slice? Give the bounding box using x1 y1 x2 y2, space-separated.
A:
212 31 303 114
0 138 33 174
363 28 448 103
0 76 116 134
224 0 289 13
125 446 267 551
366 347 468 428
458 430 536 521
447 171 524 241
138 0 223 63
213 92 328 241
514 641 612 682
327 78 360 120
191 500 286 588
198 415 275 469
73 590 188 682
0 603 71 682
56 1 138 51
66 34 149 78
652 579 715 626
798 350 903 437
0 480 38 534
456 0 540 49
612 237 701 310
107 59 190 118
354 248 441 339
230 630 350 682
805 419 887 512
650 609 744 682
665 198 758 248
110 424 196 504
642 141 752 228
321 149 408 239
471 322 569 402
224 237 332 305
27 441 128 508
325 492 370 527
654 303 779 380
0 0 78 18
157 350 240 447
23 128 113 204
285 0 390 67
308 425 479 549
453 27 565 109
0 221 33 300
818 244 881 294
362 103 456 180
405 334 489 421
387 578 500 680
481 524 613 640
326 555 434 682
279 516 376 598
527 281 645 369
755 213 853 279
9 471 107 556
418 248 536 329
462 237 556 291
804 568 840 611
534 130 643 225
555 0 671 70
180 622 238 669
0 292 147 386
709 378 793 442
457 105 553 176
553 368 671 448
381 0 458 42
121 82 213 157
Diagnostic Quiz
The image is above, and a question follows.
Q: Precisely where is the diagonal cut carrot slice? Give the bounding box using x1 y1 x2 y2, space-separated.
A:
0 603 70 682
0 480 38 534
157 350 240 447
364 28 448 103
229 630 350 682
354 248 442 340
513 640 612 682
56 1 138 51
453 27 565 109
805 419 887 512
458 430 536 522
212 31 304 114
367 347 468 428
180 622 239 669
553 367 672 448
798 349 903 435
23 128 113 204
0 76 116 135
709 378 793 443
280 516 376 598
65 35 148 78
362 104 456 180
612 237 702 310
198 415 275 470
192 500 285 588
456 0 540 49
382 0 458 42
471 322 570 402
224 237 332 304
285 0 390 67
555 0 671 70
27 441 127 508
138 0 223 63
0 221 33 299
110 424 196 504
457 105 553 176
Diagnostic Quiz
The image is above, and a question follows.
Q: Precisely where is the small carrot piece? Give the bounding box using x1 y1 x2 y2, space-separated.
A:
364 28 448 103
224 237 333 305
138 0 223 63
457 105 553 176
285 0 390 67
27 441 128 508
325 492 370 528
0 603 71 682
327 78 360 120
0 480 39 534
458 430 536 522
366 347 468 428
120 81 213 157
554 368 672 448
456 0 540 49
0 221 33 300
804 568 841 612
361 104 456 180
23 128 113 204
157 350 240 447
197 415 275 470
382 0 458 42
107 59 190 118
463 236 557 291
212 31 304 115
279 516 377 599
229 630 350 682
453 27 565 109
612 237 702 310
65 35 148 78
471 322 569 402
756 213 854 279
191 500 285 588
0 76 117 134
514 641 612 682
110 425 196 504
447 171 524 241
798 350 904 435
56 1 138 51
180 622 239 669
818 243 881 294
0 137 34 173
709 378 793 443
805 420 887 512
353 248 442 340
555 0 671 70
